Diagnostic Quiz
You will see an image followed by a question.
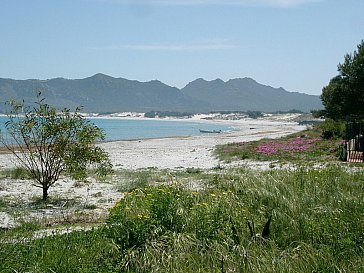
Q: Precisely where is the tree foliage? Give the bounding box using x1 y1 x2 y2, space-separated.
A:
321 40 364 121
0 93 112 201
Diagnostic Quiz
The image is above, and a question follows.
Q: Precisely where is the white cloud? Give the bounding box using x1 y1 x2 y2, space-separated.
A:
90 41 238 52
97 0 323 8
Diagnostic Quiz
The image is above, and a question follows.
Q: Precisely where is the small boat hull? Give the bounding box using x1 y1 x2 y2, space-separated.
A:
199 129 222 134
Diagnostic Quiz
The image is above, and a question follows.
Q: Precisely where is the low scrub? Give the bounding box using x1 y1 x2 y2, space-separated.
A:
1 166 363 272
1 167 31 180
106 167 364 272
0 229 116 272
317 119 346 139
215 127 344 163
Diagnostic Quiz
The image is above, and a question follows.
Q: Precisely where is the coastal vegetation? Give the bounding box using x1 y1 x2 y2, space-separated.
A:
1 161 363 272
1 120 364 272
215 40 364 166
0 94 112 201
215 123 344 163
321 40 364 121
144 111 193 118
0 39 363 273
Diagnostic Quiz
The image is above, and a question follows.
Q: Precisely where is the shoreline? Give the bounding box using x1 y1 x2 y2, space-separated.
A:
1 113 238 144
98 117 306 170
0 114 306 229
0 114 307 170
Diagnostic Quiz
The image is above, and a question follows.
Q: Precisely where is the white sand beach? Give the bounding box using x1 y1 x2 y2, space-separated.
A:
0 114 306 170
101 118 305 170
0 114 306 229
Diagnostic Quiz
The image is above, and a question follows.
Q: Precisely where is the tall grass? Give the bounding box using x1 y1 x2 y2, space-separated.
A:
106 166 364 272
0 228 116 273
0 167 31 180
1 166 363 272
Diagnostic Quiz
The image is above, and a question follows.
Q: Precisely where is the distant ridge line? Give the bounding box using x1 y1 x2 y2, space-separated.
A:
0 73 323 113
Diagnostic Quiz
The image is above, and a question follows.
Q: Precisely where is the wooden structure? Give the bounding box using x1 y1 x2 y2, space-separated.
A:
345 122 364 163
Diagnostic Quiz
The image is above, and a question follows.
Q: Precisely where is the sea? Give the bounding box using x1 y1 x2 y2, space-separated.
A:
0 116 233 142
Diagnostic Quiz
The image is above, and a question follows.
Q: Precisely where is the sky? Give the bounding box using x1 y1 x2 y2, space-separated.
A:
0 0 363 95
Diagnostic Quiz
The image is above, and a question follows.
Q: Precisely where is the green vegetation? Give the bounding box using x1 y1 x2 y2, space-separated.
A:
0 228 115 272
246 111 263 119
215 125 344 163
1 35 363 273
144 111 193 118
311 109 326 118
1 167 31 180
318 118 346 140
273 109 304 114
1 164 363 272
321 40 364 121
1 101 363 272
0 93 112 201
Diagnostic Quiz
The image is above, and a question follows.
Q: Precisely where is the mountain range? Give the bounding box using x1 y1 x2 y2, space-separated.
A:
0 73 322 113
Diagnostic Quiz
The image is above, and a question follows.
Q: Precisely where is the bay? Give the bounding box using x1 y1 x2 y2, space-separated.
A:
0 116 233 142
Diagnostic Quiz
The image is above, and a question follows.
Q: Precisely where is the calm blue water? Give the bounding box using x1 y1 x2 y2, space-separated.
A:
0 116 233 142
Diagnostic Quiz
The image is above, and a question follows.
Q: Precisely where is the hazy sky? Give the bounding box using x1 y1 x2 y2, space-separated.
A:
1 0 363 95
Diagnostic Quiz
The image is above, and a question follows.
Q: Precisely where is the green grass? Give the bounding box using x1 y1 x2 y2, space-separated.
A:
0 228 116 273
1 165 363 272
105 166 364 272
0 167 31 180
0 220 41 237
0 198 6 209
0 126 362 272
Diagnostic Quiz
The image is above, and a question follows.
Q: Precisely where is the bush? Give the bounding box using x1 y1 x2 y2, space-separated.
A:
2 166 363 272
311 109 326 118
106 185 194 252
246 111 263 119
104 167 364 272
318 119 345 139
106 184 247 254
2 167 31 180
1 93 112 201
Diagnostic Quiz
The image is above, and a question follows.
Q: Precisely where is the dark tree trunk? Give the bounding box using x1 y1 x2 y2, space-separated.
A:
42 186 48 201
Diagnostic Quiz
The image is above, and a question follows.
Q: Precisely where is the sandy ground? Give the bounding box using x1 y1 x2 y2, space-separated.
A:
100 117 305 170
0 116 305 170
0 176 123 229
0 114 306 229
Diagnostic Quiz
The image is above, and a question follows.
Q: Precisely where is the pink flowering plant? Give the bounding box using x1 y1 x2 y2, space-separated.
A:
216 128 344 162
256 137 320 156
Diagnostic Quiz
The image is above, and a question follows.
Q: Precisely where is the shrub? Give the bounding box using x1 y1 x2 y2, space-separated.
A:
318 119 345 139
1 93 112 201
2 166 363 272
246 111 263 119
106 184 247 255
215 126 344 163
106 185 194 252
2 167 31 180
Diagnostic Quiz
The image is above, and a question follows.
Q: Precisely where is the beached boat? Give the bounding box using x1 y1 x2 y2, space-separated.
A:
199 129 222 134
